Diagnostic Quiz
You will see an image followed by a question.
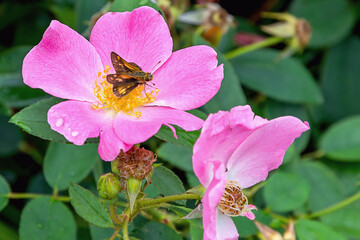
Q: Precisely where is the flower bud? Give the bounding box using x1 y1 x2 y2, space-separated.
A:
261 12 312 57
97 173 121 200
112 146 157 180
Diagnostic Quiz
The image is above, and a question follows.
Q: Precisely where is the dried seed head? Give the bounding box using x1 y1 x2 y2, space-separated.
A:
113 145 157 180
218 180 248 216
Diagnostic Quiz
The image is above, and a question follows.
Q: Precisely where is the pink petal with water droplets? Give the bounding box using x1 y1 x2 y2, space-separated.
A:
48 100 106 145
23 20 103 102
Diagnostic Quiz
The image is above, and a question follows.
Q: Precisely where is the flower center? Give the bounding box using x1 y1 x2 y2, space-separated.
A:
90 65 159 118
218 180 249 216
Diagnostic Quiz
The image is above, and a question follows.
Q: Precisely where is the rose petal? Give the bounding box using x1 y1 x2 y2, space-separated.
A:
98 123 133 161
23 20 103 102
114 106 204 144
227 116 310 188
216 211 239 240
193 106 267 187
48 100 109 145
90 6 172 73
150 45 224 110
202 161 227 240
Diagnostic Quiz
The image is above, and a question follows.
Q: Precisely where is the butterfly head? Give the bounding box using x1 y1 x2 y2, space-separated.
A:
145 72 153 82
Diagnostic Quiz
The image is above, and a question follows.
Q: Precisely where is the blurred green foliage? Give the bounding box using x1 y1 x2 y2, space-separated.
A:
1 0 360 239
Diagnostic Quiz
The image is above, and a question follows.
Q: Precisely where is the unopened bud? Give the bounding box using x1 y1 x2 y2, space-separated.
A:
261 12 312 57
112 146 157 180
97 173 121 200
254 221 283 240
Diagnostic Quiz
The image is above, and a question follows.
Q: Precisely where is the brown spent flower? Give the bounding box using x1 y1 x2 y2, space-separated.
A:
295 19 312 47
113 145 157 180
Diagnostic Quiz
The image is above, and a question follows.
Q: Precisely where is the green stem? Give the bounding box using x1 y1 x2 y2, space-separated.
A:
307 191 360 219
109 203 122 226
137 193 201 208
225 37 283 60
301 149 325 159
122 214 130 240
3 192 70 202
109 226 121 240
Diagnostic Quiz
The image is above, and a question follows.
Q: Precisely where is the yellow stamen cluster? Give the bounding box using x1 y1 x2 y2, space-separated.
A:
91 65 159 118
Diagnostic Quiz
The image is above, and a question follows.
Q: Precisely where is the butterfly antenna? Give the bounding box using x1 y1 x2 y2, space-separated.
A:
145 83 156 88
150 60 162 74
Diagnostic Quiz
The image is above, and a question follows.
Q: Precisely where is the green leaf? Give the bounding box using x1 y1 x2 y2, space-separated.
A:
290 0 356 48
133 222 182 240
321 199 360 238
263 99 310 152
10 98 67 142
193 33 247 113
89 225 114 240
320 37 360 121
295 162 345 211
10 97 100 143
233 210 272 237
320 116 360 161
69 183 113 228
296 219 348 240
264 172 310 212
0 175 11 212
76 0 107 33
155 125 200 148
190 225 203 240
49 5 76 30
19 197 76 240
110 0 160 12
0 114 23 156
151 166 186 205
0 219 18 240
186 172 200 188
0 46 48 107
44 142 99 191
157 143 193 172
327 161 360 196
230 49 323 104
164 204 203 229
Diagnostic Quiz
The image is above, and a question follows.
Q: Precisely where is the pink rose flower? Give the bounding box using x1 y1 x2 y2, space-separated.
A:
22 6 223 161
192 105 309 240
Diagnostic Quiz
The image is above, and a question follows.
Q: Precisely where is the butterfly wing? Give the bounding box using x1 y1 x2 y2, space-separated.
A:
111 52 142 73
106 73 136 84
112 81 139 98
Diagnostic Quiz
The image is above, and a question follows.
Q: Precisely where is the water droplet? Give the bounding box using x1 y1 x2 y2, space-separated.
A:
55 118 64 127
71 131 79 137
36 223 43 229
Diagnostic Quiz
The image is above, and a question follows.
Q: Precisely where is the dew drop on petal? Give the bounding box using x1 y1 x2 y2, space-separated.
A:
55 118 64 127
36 223 43 229
71 131 79 137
